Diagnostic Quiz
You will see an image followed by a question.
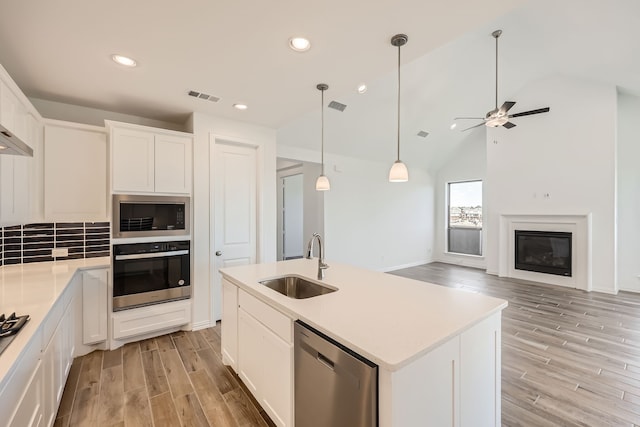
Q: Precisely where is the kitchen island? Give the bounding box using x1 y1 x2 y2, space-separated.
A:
220 258 507 427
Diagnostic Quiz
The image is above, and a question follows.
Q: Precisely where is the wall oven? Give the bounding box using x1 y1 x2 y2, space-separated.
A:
113 240 190 311
112 194 190 238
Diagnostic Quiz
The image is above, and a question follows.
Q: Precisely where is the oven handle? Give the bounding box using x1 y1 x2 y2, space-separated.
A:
115 250 189 261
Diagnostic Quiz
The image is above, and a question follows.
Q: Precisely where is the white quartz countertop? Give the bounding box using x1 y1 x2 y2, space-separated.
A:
220 258 507 371
0 258 110 385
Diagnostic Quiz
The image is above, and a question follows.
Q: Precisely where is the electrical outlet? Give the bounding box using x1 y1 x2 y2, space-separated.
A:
52 248 68 258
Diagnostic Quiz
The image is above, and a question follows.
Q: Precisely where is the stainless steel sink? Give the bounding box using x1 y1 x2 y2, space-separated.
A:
259 275 337 299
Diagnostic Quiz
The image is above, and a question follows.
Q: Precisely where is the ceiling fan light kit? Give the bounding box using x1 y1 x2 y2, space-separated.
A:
456 29 550 132
315 83 331 191
388 34 409 183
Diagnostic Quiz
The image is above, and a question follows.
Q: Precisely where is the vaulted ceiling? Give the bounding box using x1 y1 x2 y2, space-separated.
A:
1 0 638 172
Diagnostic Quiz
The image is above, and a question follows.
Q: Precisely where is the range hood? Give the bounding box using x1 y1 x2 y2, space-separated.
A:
0 123 33 156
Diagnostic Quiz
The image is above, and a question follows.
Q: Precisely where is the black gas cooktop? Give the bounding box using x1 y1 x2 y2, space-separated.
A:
0 313 30 356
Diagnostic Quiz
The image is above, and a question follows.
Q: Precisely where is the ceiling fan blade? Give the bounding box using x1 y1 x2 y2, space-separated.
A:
454 117 484 120
502 121 516 129
499 101 516 114
461 122 486 132
509 107 550 118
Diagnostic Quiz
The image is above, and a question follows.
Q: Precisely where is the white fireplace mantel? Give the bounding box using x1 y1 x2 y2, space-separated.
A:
498 214 592 291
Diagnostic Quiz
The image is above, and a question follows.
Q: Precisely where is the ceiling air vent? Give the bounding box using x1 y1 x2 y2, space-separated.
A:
328 101 347 112
417 130 429 138
188 90 220 103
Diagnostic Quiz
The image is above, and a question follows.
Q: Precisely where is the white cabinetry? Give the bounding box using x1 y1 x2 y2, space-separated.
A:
237 290 293 427
221 278 239 369
0 153 30 226
44 120 108 222
0 64 43 226
108 121 192 194
0 266 103 427
8 361 44 427
379 313 502 427
82 268 108 344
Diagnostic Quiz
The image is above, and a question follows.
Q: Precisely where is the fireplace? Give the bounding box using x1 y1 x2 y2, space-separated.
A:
515 230 572 277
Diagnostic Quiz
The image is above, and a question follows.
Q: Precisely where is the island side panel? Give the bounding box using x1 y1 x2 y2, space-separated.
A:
460 312 502 427
379 335 460 427
379 312 503 427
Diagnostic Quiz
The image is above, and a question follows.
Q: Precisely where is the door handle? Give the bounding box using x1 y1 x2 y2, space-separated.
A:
215 251 222 256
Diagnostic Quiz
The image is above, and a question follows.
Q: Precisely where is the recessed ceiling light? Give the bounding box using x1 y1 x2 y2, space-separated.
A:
111 54 137 67
0 145 6 150
450 123 457 130
289 37 311 52
233 103 248 110
357 84 367 94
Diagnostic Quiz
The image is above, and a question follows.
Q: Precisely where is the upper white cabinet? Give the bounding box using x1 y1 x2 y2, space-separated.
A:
0 64 43 226
0 64 40 152
0 154 30 226
108 120 192 194
44 120 108 221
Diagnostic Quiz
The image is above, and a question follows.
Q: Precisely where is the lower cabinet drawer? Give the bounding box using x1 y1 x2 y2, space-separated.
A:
112 300 191 340
239 290 292 344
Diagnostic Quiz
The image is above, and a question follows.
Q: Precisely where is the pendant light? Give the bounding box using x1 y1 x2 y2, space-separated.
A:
388 34 409 183
315 83 331 191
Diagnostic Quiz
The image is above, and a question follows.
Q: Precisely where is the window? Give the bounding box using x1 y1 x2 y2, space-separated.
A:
447 180 482 256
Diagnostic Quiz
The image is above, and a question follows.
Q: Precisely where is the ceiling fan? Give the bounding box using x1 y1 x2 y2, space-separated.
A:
455 30 550 131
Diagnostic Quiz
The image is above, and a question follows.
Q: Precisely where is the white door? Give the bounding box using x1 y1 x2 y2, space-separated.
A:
212 141 257 321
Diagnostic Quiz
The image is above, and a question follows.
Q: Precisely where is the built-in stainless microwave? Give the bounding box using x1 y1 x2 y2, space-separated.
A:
112 194 190 238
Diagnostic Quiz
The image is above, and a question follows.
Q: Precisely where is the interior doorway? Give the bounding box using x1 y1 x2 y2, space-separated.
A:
276 158 325 261
282 174 304 259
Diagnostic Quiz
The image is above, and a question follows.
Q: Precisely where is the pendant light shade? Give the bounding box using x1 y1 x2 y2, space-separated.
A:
315 174 330 191
389 160 409 182
388 34 409 183
316 83 331 191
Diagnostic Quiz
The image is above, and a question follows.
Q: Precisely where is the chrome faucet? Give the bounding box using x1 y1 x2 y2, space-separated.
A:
306 233 329 280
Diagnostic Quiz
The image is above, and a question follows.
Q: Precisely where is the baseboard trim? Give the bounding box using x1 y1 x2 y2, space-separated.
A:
192 320 213 331
381 259 431 273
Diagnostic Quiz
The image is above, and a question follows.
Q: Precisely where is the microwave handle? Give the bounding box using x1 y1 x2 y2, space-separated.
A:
115 250 189 261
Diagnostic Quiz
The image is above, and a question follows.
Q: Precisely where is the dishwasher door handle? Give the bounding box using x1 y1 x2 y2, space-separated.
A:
316 352 335 371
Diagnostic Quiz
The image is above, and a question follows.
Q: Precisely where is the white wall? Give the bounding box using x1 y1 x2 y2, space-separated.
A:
189 112 277 328
616 92 640 292
277 145 435 272
434 131 487 268
485 76 617 293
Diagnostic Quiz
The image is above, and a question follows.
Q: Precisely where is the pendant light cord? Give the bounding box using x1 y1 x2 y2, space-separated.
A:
495 33 499 110
321 87 325 174
397 42 401 162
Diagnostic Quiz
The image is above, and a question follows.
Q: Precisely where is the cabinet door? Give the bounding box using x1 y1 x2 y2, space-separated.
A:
43 321 65 427
154 134 192 194
28 114 44 220
238 308 263 397
388 335 460 427
261 324 292 427
82 269 108 344
0 80 18 132
460 313 501 427
221 279 239 369
44 122 107 221
9 361 44 427
0 155 31 226
111 127 155 192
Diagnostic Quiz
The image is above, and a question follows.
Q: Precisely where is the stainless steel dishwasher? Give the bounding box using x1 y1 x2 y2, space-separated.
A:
294 320 378 427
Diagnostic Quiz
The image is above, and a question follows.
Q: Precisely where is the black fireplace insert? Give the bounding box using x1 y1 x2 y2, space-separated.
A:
515 230 572 277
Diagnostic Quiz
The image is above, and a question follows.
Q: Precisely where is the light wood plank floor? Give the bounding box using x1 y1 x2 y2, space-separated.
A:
391 262 640 427
54 327 275 427
56 262 640 426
